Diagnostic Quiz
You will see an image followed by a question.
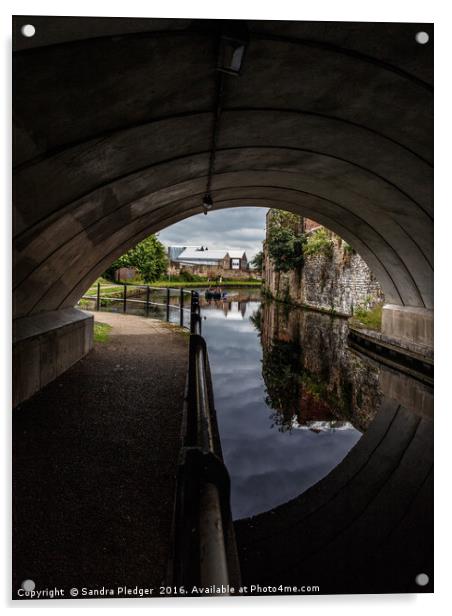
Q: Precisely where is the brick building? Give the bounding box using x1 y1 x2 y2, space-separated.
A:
167 246 249 278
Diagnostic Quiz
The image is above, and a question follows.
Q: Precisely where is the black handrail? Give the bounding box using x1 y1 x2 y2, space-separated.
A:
78 283 193 329
168 291 240 592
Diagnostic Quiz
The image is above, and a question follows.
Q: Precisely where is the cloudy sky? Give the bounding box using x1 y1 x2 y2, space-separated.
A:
158 207 268 259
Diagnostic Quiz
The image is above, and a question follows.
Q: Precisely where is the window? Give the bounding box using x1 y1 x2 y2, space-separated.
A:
231 258 240 270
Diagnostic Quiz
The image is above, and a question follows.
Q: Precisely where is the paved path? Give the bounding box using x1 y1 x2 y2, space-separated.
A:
13 312 188 594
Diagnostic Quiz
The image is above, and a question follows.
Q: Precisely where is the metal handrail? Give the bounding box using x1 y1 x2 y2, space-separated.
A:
78 283 194 329
169 291 239 591
81 295 192 309
104 282 193 294
193 339 229 588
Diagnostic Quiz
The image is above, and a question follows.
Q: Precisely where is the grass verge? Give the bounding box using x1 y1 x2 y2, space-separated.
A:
349 304 383 331
94 322 112 343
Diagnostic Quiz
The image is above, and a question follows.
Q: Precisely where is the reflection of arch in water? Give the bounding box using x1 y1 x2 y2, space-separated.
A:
235 363 433 593
238 299 433 592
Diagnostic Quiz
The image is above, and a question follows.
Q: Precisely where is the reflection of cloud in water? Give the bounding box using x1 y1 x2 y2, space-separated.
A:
223 428 361 519
201 298 363 520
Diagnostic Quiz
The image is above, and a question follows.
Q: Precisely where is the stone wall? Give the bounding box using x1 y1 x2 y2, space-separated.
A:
264 230 384 316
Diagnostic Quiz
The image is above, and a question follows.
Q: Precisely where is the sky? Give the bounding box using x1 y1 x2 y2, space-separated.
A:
158 207 268 259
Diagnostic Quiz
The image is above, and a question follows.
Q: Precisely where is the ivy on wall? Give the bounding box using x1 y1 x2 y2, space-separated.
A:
267 210 305 272
303 228 335 258
266 210 339 273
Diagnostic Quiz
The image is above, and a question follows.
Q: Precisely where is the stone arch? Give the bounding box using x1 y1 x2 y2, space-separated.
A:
12 16 433 402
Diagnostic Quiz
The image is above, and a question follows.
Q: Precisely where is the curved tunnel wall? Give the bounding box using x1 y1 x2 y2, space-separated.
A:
13 17 433 322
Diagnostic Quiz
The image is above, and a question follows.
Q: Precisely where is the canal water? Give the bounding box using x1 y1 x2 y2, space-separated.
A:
199 288 383 520
83 285 432 523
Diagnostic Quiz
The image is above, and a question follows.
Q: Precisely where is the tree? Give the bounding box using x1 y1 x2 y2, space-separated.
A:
251 250 264 274
266 209 306 273
106 235 168 282
267 226 305 272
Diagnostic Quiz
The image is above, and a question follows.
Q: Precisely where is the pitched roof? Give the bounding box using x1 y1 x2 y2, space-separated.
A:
176 248 227 261
227 250 246 259
170 247 247 263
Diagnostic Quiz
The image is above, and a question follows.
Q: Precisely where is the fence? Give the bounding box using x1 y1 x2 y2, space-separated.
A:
78 282 194 329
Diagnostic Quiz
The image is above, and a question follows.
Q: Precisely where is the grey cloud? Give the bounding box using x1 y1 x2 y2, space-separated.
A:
158 207 268 258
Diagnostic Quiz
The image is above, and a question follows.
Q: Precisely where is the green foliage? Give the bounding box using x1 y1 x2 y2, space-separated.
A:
267 226 305 272
269 209 301 231
94 322 112 343
250 250 264 273
342 241 355 255
304 228 334 258
249 306 262 333
77 298 92 309
106 235 168 283
300 370 353 419
266 209 305 272
178 269 202 282
262 337 303 430
351 303 383 331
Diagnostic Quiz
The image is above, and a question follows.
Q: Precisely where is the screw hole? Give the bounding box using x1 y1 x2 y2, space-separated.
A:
415 31 429 45
415 573 429 586
21 24 36 38
21 579 36 591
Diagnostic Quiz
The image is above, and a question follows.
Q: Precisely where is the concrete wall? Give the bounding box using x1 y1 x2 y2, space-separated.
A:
382 304 433 356
13 308 94 408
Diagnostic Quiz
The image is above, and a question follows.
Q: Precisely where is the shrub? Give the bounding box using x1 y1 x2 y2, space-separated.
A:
267 226 305 272
351 303 383 331
178 269 196 282
304 228 334 258
105 234 168 283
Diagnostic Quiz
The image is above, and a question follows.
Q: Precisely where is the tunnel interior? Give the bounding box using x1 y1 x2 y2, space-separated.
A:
13 16 433 400
12 16 434 595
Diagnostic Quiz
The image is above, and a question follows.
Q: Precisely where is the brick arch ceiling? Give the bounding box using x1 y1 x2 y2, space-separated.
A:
12 17 433 319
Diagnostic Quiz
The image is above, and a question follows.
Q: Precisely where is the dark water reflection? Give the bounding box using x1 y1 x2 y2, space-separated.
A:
201 291 383 520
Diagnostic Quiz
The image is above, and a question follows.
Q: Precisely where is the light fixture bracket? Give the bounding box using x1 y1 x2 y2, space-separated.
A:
216 21 249 76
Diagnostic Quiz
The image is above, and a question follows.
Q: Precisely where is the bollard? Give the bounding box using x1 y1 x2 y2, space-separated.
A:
180 288 184 327
190 291 201 334
123 284 127 313
146 286 150 317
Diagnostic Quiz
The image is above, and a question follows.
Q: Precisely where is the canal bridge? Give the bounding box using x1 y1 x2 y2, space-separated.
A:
13 16 433 404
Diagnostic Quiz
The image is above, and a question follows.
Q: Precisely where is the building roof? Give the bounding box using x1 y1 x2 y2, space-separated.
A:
171 247 247 263
177 248 226 261
227 250 247 259
167 245 201 260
